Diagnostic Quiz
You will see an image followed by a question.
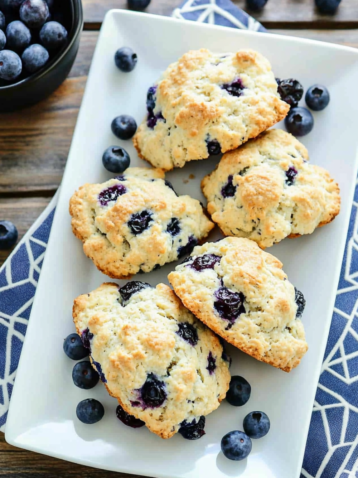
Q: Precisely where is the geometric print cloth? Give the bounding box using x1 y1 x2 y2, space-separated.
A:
0 2 357 477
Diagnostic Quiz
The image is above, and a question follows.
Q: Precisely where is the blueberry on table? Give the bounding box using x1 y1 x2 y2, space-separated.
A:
63 333 89 360
221 431 252 461
116 404 145 428
246 0 268 11
102 146 130 174
179 416 206 440
76 398 104 424
72 361 100 390
315 0 341 14
243 411 270 439
226 376 251 407
22 44 49 73
39 21 67 50
127 0 151 10
114 46 137 73
0 29 5 50
305 84 330 111
0 11 5 31
285 107 314 137
20 0 49 28
6 20 31 52
0 220 18 249
111 115 137 140
276 78 304 108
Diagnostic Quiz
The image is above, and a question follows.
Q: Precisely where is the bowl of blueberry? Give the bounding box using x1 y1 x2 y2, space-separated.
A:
0 0 83 112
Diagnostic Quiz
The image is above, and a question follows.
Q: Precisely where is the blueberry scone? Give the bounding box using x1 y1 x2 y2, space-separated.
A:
168 237 308 372
202 129 340 248
69 167 214 278
133 49 289 170
73 282 230 439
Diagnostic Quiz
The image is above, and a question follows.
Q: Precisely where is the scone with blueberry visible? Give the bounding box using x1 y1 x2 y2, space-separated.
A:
133 49 289 170
73 282 231 439
168 237 308 372
202 129 340 249
69 167 214 278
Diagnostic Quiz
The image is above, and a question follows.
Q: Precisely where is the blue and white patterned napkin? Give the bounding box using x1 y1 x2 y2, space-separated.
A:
1 1 357 476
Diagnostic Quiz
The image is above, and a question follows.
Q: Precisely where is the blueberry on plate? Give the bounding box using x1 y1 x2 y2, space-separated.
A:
315 0 341 14
39 21 67 50
305 84 330 111
0 29 5 50
221 430 252 461
285 107 314 137
0 11 5 31
127 0 151 10
246 0 268 11
6 20 31 53
72 361 99 390
226 376 251 407
116 404 145 428
63 333 89 360
111 115 137 140
179 416 206 440
114 46 137 72
20 0 49 28
102 146 130 174
276 78 304 108
22 44 49 73
243 411 270 439
76 398 104 424
0 220 18 249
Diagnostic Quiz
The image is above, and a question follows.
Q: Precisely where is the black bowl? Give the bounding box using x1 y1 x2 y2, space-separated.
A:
0 0 83 112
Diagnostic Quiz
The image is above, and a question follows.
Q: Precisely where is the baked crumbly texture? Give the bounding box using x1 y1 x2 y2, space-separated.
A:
202 129 341 248
73 282 230 439
69 167 214 278
133 49 289 170
168 237 308 372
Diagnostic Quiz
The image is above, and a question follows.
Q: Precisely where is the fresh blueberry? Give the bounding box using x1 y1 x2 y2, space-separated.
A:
39 21 67 50
0 220 18 249
164 179 178 196
285 107 314 137
116 404 145 428
221 77 245 97
63 333 89 360
111 115 137 140
305 84 330 111
91 358 107 383
20 0 49 28
315 0 341 14
166 217 181 236
119 281 151 304
221 175 236 198
221 430 252 461
0 11 5 30
138 373 167 409
76 398 104 424
22 44 49 73
177 235 198 259
243 411 270 439
98 183 127 206
179 416 206 440
0 29 5 50
81 328 93 351
206 352 216 375
207 139 221 156
276 78 304 108
114 46 137 72
214 287 246 325
176 322 198 346
102 146 130 174
285 166 298 186
127 0 151 10
6 20 30 52
294 287 306 318
246 0 268 10
226 376 251 407
128 210 153 235
190 254 221 272
72 361 99 390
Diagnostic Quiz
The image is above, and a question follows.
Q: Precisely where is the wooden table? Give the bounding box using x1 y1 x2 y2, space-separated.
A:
0 0 357 475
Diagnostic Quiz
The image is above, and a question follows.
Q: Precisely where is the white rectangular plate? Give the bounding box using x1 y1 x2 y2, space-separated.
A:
6 10 358 478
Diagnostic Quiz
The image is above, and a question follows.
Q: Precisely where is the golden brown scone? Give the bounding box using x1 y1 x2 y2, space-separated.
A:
133 49 289 170
201 129 340 248
73 282 230 439
168 237 308 372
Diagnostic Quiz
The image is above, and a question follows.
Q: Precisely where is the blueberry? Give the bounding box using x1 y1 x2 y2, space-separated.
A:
39 21 67 50
127 0 151 10
0 220 18 249
102 146 130 174
98 183 127 206
119 281 151 304
91 358 107 383
0 11 5 30
243 411 270 439
276 78 304 108
128 210 153 235
166 217 180 236
220 338 232 367
0 29 5 50
6 20 30 52
63 333 89 360
221 78 245 97
72 361 99 390
114 46 137 72
226 376 251 407
81 328 93 351
246 0 268 10
22 44 49 73
305 84 330 111
111 115 137 140
146 85 156 112
147 111 164 129
294 287 306 318
190 254 221 272
76 398 104 424
214 287 246 324
179 416 205 440
116 404 145 428
221 431 252 461
206 139 221 156
139 373 167 408
315 0 341 14
2 0 24 11
176 322 198 346
285 166 298 186
177 235 198 259
221 175 236 198
164 179 178 196
285 107 314 137
206 351 216 375
20 0 49 28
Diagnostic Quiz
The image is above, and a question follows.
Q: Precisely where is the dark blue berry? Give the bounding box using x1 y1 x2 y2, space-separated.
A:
2 0 24 12
166 217 180 236
72 361 99 389
190 254 221 272
285 107 314 137
91 358 107 383
243 411 270 439
111 115 137 140
214 287 246 324
6 21 30 52
147 111 164 129
295 287 306 318
0 11 4 31
206 351 216 374
315 0 341 14
22 44 49 73
81 328 93 351
285 166 298 186
128 210 153 235
0 220 18 249
0 30 5 50
20 0 49 28
63 333 89 360
116 404 145 428
176 322 198 346
276 78 304 108
128 0 151 10
76 398 104 424
222 77 245 97
119 281 151 304
221 175 236 198
98 183 127 206
177 235 198 259
305 84 330 111
220 338 232 367
207 139 221 156
164 179 178 196
114 46 137 72
139 373 167 408
146 86 156 112
226 376 251 407
102 146 130 174
221 431 252 461
179 416 205 440
39 21 67 50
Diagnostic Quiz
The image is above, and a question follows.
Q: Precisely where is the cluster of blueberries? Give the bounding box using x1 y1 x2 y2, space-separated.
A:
0 0 68 82
247 0 341 14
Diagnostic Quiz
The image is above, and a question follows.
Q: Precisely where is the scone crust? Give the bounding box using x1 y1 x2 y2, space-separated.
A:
73 282 230 439
168 237 308 372
69 167 214 278
133 49 289 170
202 129 341 248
